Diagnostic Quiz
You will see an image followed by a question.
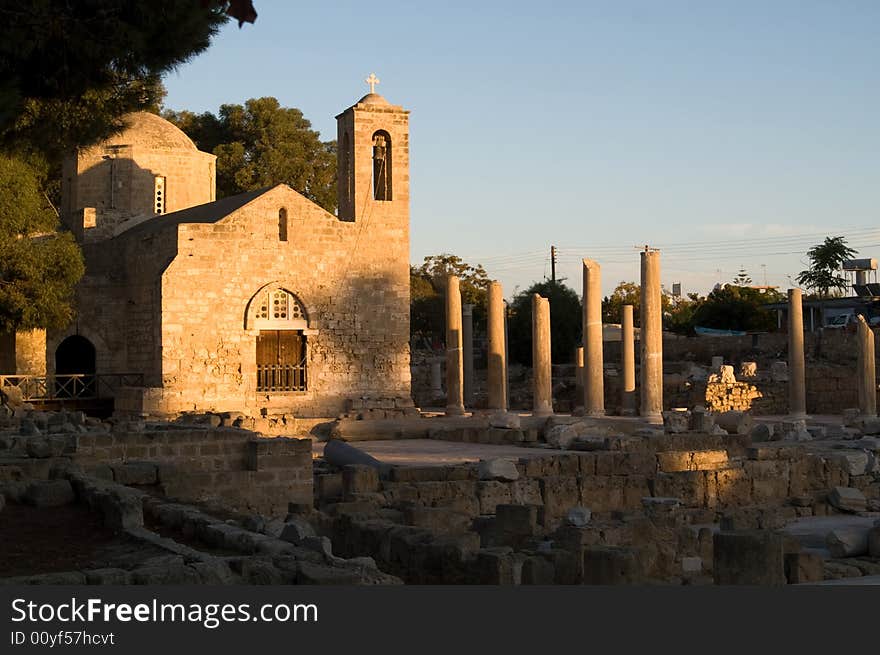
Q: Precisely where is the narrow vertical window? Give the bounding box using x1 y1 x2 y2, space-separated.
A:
154 176 166 214
278 208 288 241
341 132 353 211
372 130 392 201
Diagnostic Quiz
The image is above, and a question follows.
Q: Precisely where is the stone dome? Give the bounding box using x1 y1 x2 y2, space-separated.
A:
357 93 390 106
102 112 198 151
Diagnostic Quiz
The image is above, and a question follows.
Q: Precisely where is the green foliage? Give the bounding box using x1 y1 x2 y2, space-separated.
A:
601 280 677 328
602 281 641 326
0 2 227 153
665 294 702 335
690 285 777 332
410 254 490 349
507 280 581 366
0 156 84 331
796 236 857 298
165 98 337 213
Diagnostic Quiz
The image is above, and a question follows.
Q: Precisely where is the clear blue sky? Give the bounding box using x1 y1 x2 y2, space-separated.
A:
163 1 880 298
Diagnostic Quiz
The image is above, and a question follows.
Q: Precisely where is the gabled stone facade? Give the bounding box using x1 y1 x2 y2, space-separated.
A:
10 93 413 417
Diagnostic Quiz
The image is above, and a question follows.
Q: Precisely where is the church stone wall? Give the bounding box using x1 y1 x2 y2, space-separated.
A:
129 185 409 416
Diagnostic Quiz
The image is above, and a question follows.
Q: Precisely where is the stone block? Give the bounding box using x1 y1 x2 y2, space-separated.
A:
681 556 703 574
478 458 519 481
541 476 580 520
402 505 471 534
495 504 538 537
750 423 774 442
24 480 75 507
784 552 823 584
868 527 880 558
713 531 785 585
316 473 343 501
834 452 869 476
112 462 158 485
489 413 521 429
582 546 642 584
521 555 555 585
473 547 518 584
827 486 867 513
342 465 380 497
565 506 591 527
662 410 690 434
477 481 512 515
826 526 869 558
279 517 317 545
510 478 543 505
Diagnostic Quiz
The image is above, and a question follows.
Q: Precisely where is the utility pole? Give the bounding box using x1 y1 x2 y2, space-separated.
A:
550 245 557 284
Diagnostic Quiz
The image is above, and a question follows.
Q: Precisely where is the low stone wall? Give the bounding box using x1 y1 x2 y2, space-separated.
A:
72 427 312 517
320 439 878 584
1 424 312 518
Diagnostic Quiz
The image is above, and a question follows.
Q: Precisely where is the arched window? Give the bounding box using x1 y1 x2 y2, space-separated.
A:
253 288 308 328
372 130 392 201
278 208 288 241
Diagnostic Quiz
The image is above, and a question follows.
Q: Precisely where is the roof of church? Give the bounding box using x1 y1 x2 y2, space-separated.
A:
121 186 273 239
357 92 390 106
101 112 199 151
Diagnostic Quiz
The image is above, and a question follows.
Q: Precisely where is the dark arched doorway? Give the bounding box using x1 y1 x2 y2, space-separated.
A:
55 335 96 397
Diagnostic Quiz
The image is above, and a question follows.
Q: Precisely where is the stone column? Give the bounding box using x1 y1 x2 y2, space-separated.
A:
787 288 807 419
430 358 443 397
857 315 877 417
640 250 663 423
621 304 637 416
462 303 474 407
487 282 507 412
574 346 584 415
532 293 553 416
582 258 605 415
445 275 465 415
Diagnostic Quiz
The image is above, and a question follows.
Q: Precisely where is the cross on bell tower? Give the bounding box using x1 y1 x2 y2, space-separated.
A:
365 73 380 94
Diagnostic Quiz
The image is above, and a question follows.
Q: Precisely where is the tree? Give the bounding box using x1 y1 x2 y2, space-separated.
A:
410 254 491 349
732 267 752 286
507 280 581 366
602 281 640 326
165 98 338 213
796 236 857 298
601 280 677 327
0 156 84 332
0 2 232 154
690 285 778 332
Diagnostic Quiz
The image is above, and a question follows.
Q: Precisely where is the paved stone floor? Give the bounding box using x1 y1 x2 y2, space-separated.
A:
313 438 564 467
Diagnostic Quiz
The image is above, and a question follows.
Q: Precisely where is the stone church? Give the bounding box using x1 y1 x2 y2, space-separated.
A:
2 90 412 417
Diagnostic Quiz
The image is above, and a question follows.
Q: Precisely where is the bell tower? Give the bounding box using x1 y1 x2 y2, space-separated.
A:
335 74 409 223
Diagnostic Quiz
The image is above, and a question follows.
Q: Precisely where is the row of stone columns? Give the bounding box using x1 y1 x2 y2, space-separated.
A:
447 258 875 422
787 287 877 419
443 249 665 421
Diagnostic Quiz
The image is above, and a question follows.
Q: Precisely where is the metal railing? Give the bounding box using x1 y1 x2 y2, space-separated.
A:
0 373 144 401
256 362 307 393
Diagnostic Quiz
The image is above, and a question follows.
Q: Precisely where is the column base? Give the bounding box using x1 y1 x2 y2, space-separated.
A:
585 409 606 418
445 405 466 417
532 408 554 417
640 412 663 425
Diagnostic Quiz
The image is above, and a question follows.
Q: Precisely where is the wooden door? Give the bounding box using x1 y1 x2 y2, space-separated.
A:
256 330 306 391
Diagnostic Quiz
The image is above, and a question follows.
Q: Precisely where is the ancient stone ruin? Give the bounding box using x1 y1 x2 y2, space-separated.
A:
2 88 879 587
